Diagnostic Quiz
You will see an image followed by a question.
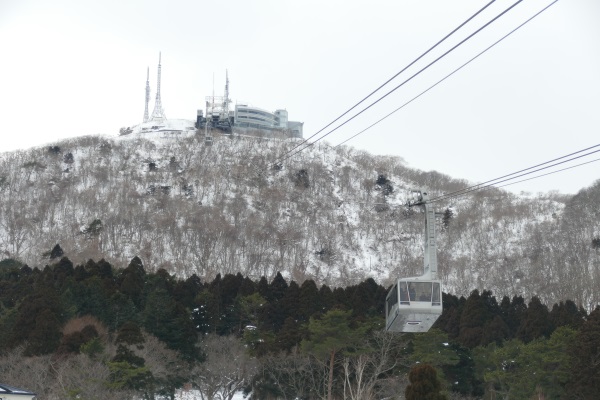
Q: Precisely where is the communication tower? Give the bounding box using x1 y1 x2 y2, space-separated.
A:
143 67 150 123
205 70 232 131
151 52 166 121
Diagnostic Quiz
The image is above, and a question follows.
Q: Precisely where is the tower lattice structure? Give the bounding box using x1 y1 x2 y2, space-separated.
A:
150 52 166 121
143 67 150 123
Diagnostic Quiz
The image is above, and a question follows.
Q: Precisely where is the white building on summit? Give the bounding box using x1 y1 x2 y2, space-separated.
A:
234 105 303 138
201 72 303 138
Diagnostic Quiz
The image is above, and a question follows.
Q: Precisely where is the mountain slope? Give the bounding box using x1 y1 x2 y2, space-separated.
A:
0 128 598 308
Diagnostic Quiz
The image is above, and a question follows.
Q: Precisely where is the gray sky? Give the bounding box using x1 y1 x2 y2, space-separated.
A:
1 0 598 195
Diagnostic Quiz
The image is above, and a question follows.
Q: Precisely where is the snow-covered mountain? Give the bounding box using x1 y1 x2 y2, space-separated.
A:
0 125 598 308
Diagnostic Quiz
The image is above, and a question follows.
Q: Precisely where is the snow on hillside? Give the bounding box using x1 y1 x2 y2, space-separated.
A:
0 126 598 307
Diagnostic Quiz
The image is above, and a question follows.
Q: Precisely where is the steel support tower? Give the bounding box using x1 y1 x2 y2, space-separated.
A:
143 67 150 123
151 52 166 121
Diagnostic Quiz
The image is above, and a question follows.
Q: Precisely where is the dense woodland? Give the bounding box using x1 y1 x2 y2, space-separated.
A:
1 131 599 399
0 254 599 399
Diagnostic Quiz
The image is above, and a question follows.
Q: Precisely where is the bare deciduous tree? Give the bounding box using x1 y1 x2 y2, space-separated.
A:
192 334 258 400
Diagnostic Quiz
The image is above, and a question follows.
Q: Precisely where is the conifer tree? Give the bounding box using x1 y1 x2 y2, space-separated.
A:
301 309 366 400
405 364 447 400
567 307 600 398
119 257 146 309
516 296 553 343
299 279 321 321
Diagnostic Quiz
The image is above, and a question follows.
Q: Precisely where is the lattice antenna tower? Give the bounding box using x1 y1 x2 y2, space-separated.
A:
151 52 166 121
143 67 150 123
223 69 230 121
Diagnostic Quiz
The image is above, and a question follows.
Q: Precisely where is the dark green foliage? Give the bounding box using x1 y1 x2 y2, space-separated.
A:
516 296 553 343
9 287 63 355
567 308 600 398
50 244 64 259
47 145 61 154
69 276 112 324
238 275 256 297
292 169 310 188
458 290 492 348
142 273 198 358
116 321 145 347
82 218 103 236
500 295 527 338
302 309 369 400
279 280 300 322
277 317 303 352
0 258 24 270
269 272 288 302
63 152 74 163
434 293 463 338
442 208 454 230
0 254 597 400
173 274 203 308
119 257 146 309
319 284 334 310
299 279 321 321
375 174 394 196
257 276 270 302
107 292 138 330
550 299 586 330
346 277 385 317
405 364 447 400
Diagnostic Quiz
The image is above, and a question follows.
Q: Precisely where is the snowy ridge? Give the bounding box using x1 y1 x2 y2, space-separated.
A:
0 128 598 307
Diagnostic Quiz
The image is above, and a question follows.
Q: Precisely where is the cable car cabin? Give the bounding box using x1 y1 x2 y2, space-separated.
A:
386 278 442 333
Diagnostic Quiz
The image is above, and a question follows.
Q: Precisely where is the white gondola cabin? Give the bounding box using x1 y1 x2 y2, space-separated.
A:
386 278 442 332
386 191 443 333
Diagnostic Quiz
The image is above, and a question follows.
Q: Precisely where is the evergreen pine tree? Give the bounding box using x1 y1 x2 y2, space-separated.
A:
516 296 553 343
299 279 321 321
567 307 600 398
301 309 366 400
269 272 288 302
550 300 586 330
405 364 447 400
119 257 146 309
49 244 64 259
458 290 491 348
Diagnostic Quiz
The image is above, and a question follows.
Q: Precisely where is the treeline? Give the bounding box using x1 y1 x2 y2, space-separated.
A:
0 255 599 399
4 133 598 310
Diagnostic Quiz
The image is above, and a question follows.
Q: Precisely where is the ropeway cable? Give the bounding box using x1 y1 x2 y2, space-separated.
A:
276 0 525 166
493 157 600 189
334 0 560 149
428 145 600 203
273 0 498 165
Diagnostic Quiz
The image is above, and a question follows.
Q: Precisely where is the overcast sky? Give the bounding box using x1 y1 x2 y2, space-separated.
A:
1 0 598 195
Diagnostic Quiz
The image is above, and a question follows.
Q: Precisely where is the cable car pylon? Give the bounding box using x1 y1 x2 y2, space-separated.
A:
385 190 443 333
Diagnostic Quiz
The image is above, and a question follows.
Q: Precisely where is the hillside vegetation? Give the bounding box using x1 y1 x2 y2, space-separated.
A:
0 129 598 307
0 256 598 399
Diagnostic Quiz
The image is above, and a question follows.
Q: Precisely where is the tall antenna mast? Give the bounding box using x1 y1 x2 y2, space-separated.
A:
151 52 166 121
223 69 230 121
143 66 150 123
212 73 215 117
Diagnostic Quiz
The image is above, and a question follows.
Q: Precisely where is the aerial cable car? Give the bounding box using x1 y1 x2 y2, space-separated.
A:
385 190 443 333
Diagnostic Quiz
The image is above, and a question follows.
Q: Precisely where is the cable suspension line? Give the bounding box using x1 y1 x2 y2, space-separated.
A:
493 157 600 189
276 0 525 165
428 145 600 203
334 0 560 149
273 0 498 164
